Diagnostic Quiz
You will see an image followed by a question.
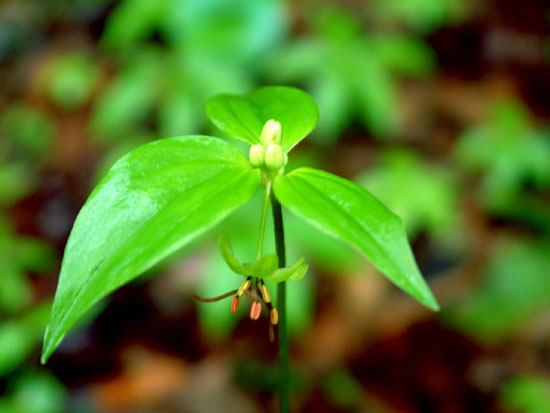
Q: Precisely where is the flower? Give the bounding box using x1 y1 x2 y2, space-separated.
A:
193 277 279 342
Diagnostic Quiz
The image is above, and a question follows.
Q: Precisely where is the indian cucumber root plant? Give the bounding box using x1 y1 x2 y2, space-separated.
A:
41 86 438 412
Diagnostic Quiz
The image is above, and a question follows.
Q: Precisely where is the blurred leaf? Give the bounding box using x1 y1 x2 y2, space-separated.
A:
355 56 398 137
206 86 320 151
309 74 352 141
42 136 261 362
446 239 550 342
163 0 287 63
157 91 197 137
0 105 54 161
159 52 252 134
266 6 435 140
357 149 460 241
274 167 438 310
0 322 33 378
323 369 363 409
101 0 167 49
371 35 435 77
500 376 550 413
455 100 550 204
0 265 33 315
103 0 287 65
455 100 550 230
40 52 101 110
15 238 57 274
90 51 160 142
0 302 51 377
371 0 466 33
9 371 68 413
0 162 36 207
0 222 33 314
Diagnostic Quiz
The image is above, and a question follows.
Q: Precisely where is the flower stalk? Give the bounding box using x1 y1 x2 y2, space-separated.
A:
271 193 289 413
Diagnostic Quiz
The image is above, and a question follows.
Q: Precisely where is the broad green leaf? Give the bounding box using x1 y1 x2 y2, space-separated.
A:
42 136 261 363
219 234 245 275
274 167 438 310
205 86 319 151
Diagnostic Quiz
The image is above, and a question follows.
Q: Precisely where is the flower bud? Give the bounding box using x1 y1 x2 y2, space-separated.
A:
249 144 265 168
265 144 285 171
260 119 281 146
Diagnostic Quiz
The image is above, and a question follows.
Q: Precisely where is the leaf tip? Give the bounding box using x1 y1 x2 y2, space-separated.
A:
40 343 51 365
423 293 440 312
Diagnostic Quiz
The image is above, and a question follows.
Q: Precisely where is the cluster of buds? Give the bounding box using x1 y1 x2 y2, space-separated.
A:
249 119 288 174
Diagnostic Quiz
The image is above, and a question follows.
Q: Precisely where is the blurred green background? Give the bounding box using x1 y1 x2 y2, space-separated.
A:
1 0 549 412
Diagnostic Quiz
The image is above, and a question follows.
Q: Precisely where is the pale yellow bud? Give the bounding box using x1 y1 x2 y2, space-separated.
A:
265 144 285 171
260 119 282 146
249 144 265 168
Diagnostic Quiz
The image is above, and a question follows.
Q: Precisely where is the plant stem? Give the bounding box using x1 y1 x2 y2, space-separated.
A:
256 180 272 261
271 194 289 413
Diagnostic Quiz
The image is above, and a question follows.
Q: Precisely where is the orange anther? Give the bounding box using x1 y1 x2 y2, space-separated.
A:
231 296 240 313
250 301 262 320
270 308 279 325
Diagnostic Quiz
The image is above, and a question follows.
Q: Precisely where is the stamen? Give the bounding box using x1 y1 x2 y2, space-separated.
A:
269 323 275 343
270 308 279 325
237 278 251 296
231 296 240 313
192 290 238 303
250 301 262 320
261 283 271 303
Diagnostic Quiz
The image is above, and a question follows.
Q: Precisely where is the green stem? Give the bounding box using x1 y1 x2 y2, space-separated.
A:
271 194 289 413
256 179 272 261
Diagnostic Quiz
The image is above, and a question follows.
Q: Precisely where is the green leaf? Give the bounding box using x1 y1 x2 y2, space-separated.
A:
265 257 308 283
218 234 245 275
42 136 261 363
205 86 319 151
274 167 438 310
